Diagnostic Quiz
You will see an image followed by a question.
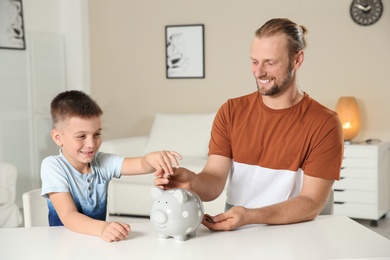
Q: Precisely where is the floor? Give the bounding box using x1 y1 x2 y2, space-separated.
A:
109 214 390 240
353 217 390 239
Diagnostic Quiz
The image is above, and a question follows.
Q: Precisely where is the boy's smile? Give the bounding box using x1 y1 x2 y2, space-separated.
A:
51 116 102 173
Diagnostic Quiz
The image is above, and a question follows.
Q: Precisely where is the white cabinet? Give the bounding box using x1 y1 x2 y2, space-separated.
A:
334 142 390 226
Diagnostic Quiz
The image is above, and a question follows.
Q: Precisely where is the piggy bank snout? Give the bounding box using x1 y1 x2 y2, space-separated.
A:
151 210 167 224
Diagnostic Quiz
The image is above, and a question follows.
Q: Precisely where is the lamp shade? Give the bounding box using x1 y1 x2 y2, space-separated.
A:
335 96 361 141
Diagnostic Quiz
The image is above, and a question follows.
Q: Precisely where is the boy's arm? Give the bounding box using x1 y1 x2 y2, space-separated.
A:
49 192 130 242
120 151 182 176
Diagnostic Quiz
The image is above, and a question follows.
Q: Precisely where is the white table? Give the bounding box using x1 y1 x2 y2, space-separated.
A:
1 215 389 259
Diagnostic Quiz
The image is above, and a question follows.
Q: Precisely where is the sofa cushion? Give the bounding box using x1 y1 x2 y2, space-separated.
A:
101 136 148 157
145 113 215 158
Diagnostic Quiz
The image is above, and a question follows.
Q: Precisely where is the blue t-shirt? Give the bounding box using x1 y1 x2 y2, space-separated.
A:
41 149 124 226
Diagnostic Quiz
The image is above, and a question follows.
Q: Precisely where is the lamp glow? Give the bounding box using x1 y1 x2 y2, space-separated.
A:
335 96 361 142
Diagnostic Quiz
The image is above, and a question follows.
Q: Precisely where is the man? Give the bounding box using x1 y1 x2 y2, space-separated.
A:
154 18 343 231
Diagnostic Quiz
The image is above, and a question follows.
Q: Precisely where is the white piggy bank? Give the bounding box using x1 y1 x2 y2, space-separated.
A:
150 187 204 241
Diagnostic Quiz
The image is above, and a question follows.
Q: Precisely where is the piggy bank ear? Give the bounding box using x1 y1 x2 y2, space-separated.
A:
173 189 188 203
151 187 163 199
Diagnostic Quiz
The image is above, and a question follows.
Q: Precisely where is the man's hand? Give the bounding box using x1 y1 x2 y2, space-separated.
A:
153 167 193 190
202 206 248 231
100 222 131 242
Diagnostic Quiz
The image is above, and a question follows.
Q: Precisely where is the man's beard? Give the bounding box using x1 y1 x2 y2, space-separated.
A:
256 63 294 96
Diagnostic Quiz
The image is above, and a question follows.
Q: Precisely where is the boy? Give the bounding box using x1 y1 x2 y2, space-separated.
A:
41 90 181 242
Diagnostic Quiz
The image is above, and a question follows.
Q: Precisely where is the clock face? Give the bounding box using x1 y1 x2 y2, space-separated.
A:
350 0 383 26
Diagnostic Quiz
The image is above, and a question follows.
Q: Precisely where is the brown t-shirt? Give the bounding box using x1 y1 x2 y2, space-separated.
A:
209 92 343 208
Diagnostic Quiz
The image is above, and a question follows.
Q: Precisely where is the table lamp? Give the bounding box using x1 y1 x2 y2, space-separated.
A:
335 96 361 143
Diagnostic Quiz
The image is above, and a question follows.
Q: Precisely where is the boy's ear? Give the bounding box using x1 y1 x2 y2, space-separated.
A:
51 129 63 146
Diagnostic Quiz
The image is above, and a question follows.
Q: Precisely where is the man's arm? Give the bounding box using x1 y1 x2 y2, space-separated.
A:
154 154 232 201
203 174 334 230
247 175 334 223
188 155 232 201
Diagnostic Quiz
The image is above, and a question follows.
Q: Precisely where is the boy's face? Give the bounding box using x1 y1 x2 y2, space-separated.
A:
51 116 102 173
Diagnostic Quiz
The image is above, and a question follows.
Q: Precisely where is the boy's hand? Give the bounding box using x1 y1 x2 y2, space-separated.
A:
146 151 182 175
101 222 131 242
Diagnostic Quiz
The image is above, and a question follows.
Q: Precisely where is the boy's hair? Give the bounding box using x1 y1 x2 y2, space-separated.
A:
51 90 103 128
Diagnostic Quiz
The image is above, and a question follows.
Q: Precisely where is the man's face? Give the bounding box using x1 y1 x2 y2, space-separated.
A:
52 116 102 173
250 34 295 96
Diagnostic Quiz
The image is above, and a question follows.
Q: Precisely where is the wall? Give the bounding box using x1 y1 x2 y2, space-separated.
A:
89 0 390 143
23 0 89 93
1 0 89 205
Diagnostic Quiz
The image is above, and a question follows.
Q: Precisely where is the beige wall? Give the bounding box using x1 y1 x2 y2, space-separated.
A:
24 0 90 93
89 0 390 142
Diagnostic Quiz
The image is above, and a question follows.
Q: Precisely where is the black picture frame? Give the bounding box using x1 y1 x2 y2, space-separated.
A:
166 24 205 79
0 0 26 50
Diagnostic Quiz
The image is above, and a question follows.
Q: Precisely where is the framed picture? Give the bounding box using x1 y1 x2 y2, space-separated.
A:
0 0 25 50
166 24 204 79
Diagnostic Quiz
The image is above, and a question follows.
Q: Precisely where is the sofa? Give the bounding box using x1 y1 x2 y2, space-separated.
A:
0 163 23 227
100 113 228 217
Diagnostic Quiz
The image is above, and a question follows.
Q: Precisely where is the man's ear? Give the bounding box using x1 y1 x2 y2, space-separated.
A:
51 129 62 147
293 50 304 70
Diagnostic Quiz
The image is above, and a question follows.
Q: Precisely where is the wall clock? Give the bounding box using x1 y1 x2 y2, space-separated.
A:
350 0 383 26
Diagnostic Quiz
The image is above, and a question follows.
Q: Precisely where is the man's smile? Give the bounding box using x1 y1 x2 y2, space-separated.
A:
259 78 274 84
